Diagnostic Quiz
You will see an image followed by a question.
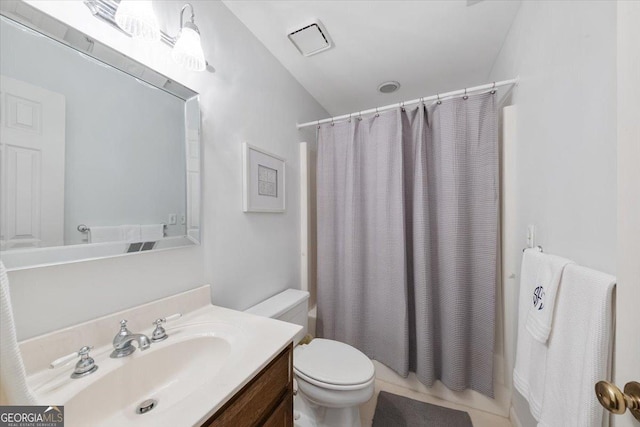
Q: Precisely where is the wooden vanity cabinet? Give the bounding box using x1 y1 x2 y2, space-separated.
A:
201 344 293 427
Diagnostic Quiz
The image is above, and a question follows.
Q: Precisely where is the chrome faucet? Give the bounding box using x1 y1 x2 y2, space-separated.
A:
110 319 151 358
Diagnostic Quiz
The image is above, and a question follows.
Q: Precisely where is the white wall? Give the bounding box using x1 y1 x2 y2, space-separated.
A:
1 18 187 245
488 1 617 426
7 0 327 340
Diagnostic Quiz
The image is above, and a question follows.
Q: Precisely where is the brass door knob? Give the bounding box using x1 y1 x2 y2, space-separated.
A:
595 381 640 422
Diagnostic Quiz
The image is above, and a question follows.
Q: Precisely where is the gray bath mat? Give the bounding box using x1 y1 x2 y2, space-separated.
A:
372 391 473 427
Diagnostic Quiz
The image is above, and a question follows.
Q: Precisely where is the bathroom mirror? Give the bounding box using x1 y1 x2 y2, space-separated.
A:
0 2 201 270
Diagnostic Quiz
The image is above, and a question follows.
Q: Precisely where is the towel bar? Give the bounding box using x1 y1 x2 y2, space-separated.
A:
76 224 167 237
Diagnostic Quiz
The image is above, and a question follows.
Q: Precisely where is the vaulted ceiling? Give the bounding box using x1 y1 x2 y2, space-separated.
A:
223 0 521 117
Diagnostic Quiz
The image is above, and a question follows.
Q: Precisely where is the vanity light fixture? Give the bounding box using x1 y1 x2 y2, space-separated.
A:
84 0 210 72
171 4 206 72
114 0 160 41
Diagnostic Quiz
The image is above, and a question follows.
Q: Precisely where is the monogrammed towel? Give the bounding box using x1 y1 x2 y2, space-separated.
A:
513 248 572 419
525 251 574 343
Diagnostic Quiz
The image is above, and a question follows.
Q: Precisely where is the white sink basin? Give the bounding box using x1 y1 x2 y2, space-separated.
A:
67 334 232 426
34 321 244 427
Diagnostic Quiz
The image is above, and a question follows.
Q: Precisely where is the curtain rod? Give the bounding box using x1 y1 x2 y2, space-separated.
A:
296 77 518 129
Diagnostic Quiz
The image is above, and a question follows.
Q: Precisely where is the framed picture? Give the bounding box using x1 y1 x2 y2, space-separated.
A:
242 143 286 212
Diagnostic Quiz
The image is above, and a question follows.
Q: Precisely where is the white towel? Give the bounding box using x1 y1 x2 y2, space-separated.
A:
525 252 574 343
89 226 124 243
89 225 141 243
514 249 551 419
538 264 615 427
140 224 164 241
122 225 141 243
0 261 37 405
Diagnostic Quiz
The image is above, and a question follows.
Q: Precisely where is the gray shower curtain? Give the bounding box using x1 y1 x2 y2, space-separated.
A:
316 92 498 398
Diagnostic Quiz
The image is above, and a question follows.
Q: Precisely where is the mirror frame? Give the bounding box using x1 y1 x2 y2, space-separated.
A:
0 1 202 271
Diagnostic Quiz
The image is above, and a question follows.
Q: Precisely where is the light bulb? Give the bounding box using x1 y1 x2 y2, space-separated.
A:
171 25 206 72
115 0 160 42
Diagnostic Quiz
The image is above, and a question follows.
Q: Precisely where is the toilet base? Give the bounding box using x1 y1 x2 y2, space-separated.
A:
294 393 362 427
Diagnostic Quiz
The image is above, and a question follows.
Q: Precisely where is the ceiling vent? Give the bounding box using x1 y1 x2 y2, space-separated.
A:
288 20 333 57
378 81 401 94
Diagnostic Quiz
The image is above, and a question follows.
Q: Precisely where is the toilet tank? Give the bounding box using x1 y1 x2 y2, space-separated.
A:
245 289 309 344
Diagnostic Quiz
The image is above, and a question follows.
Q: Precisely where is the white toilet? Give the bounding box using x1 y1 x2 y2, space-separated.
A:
246 289 375 427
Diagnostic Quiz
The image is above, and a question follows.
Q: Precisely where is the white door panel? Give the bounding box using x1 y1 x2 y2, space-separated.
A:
613 2 640 427
0 75 65 249
5 145 41 244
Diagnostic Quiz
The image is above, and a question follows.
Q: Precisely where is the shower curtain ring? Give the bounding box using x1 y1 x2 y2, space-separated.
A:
491 82 496 94
400 101 405 112
331 117 335 126
463 88 469 100
436 94 441 105
348 113 352 123
317 120 320 129
375 107 379 117
358 111 363 121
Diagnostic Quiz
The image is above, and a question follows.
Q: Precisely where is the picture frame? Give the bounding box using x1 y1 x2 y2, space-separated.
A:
242 142 286 213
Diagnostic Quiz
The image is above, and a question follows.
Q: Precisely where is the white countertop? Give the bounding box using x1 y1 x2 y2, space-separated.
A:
28 304 301 427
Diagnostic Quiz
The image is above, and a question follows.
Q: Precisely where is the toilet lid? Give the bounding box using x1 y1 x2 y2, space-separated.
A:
294 339 375 386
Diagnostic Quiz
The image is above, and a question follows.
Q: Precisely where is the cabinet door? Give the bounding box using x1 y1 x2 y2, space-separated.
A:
262 394 293 427
203 344 292 427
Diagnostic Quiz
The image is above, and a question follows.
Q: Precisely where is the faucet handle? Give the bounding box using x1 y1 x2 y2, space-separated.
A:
151 313 182 342
78 345 92 355
154 313 182 325
50 345 94 369
152 313 182 327
71 346 98 378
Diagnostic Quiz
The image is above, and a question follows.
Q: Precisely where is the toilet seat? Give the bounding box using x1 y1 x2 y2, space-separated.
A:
293 339 375 391
294 368 375 391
